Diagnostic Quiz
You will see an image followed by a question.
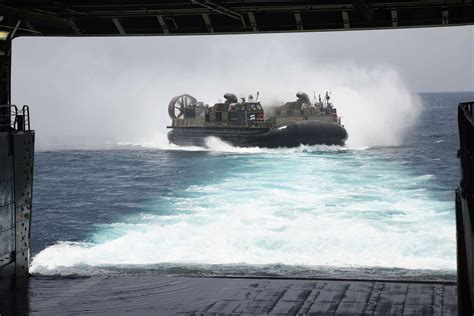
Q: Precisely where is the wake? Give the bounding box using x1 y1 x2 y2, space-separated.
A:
113 135 368 155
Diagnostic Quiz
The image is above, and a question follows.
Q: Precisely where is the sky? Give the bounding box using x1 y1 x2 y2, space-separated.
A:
11 25 474 149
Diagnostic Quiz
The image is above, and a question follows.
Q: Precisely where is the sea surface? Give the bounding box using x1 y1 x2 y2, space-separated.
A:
29 92 472 281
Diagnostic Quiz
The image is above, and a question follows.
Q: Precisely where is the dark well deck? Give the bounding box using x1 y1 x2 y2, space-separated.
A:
27 276 457 315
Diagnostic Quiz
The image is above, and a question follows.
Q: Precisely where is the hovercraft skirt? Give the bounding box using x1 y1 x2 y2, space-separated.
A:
168 120 348 148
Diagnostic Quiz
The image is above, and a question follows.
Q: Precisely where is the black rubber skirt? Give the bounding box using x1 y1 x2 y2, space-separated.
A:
168 120 348 148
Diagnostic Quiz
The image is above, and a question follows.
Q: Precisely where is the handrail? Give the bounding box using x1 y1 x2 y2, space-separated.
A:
0 104 18 130
22 105 31 131
0 104 31 132
459 101 473 122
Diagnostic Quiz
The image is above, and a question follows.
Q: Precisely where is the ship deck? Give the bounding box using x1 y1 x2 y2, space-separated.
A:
25 275 457 315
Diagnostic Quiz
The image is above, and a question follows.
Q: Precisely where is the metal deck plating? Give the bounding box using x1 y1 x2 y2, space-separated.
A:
25 276 457 315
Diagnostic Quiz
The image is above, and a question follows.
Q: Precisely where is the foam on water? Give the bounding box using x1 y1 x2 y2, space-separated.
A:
114 134 366 154
31 145 455 276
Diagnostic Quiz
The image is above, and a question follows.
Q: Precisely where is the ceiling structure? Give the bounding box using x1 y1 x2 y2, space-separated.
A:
0 0 472 38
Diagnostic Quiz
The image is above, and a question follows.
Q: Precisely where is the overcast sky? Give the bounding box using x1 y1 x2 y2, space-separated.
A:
11 25 473 148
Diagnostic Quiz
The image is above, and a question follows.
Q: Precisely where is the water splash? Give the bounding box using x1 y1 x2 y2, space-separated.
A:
113 135 363 154
114 62 421 150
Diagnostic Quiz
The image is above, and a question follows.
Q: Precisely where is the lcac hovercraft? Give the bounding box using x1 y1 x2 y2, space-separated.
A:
166 92 348 148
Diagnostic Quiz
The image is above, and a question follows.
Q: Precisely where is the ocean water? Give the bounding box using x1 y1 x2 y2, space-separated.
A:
29 92 472 281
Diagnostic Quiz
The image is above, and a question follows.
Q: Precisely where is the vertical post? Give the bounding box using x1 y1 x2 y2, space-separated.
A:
456 102 474 316
0 34 17 315
0 33 34 315
0 38 11 131
342 11 350 29
391 9 398 27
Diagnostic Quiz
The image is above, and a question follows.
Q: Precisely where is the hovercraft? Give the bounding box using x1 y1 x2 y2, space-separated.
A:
167 92 348 148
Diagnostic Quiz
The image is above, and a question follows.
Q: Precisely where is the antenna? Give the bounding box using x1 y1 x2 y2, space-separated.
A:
256 91 259 101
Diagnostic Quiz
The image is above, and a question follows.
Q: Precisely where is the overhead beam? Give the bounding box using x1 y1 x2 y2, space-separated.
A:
156 15 169 34
112 18 126 35
12 2 469 19
5 2 463 27
202 13 214 33
0 18 40 36
0 5 71 30
342 11 350 29
191 0 245 27
391 9 398 27
166 17 178 29
442 10 449 25
0 2 470 37
247 12 257 32
0 22 42 37
68 18 81 34
9 20 22 39
294 12 303 31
